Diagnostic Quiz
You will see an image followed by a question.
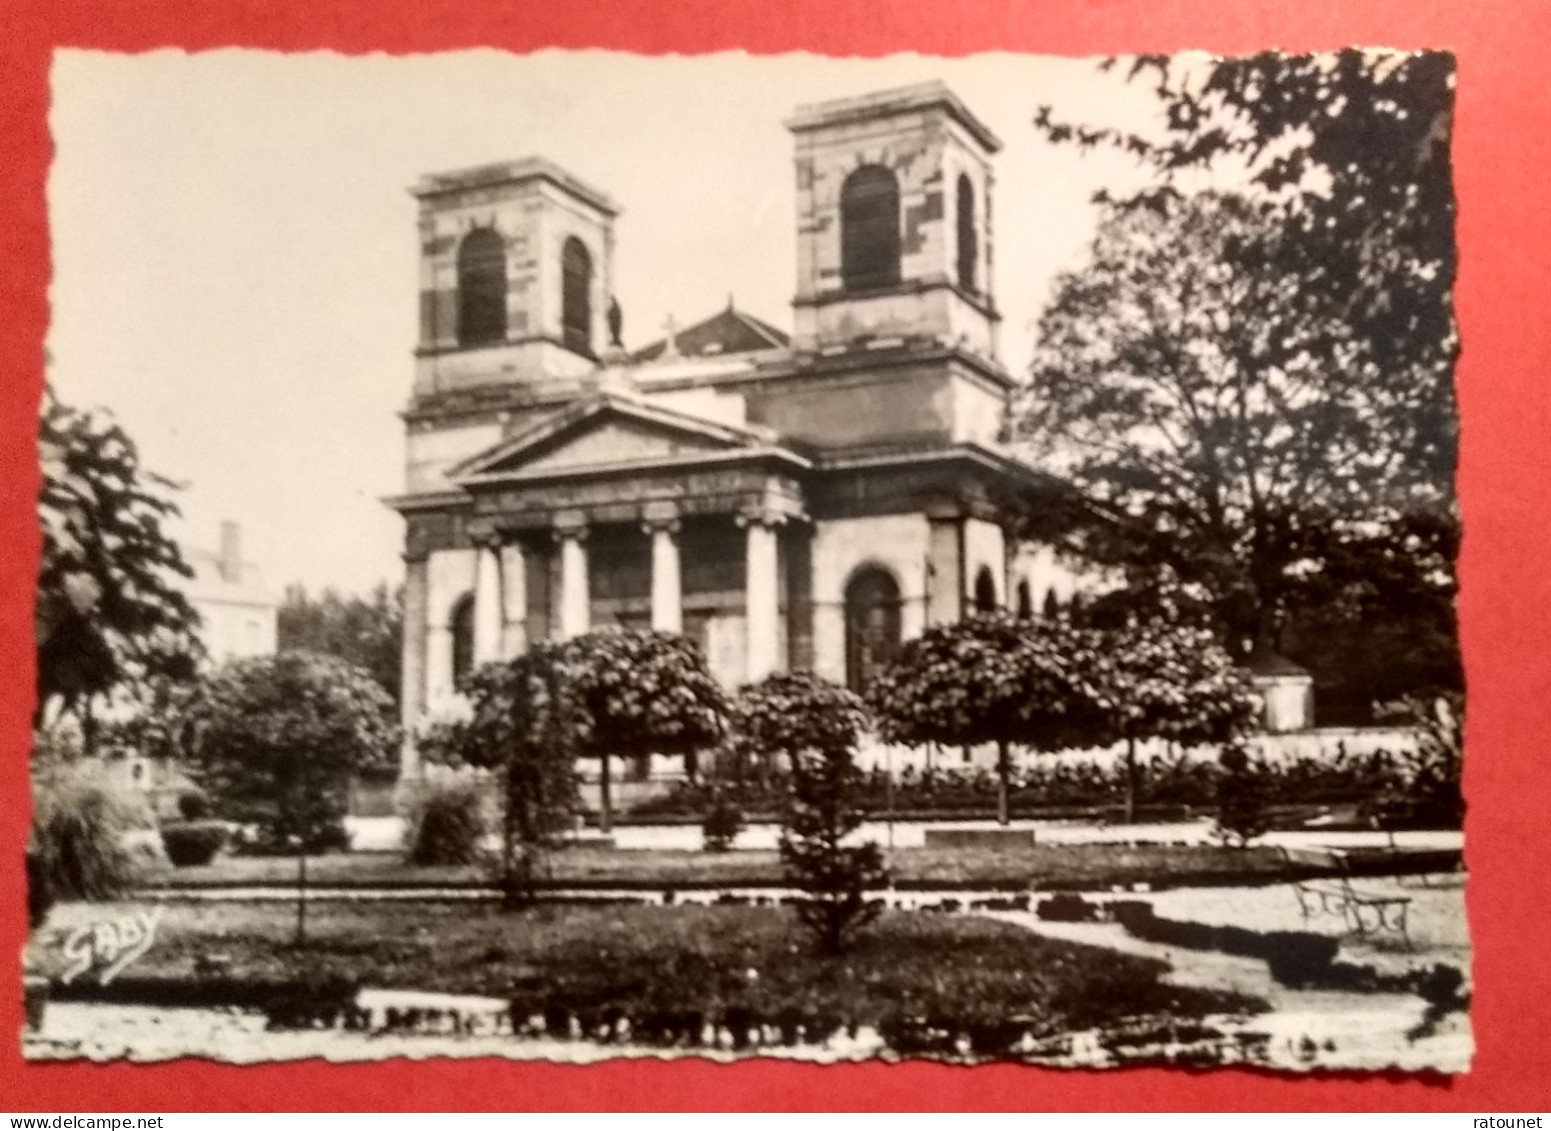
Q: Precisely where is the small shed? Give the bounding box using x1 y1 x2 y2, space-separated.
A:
1246 647 1315 733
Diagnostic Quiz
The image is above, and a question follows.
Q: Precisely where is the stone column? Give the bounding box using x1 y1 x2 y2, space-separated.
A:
398 557 429 782
555 513 590 640
740 509 783 683
472 539 503 666
499 542 527 658
643 504 682 634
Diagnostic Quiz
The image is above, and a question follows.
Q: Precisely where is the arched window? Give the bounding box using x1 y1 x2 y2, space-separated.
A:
1016 579 1033 620
450 594 475 689
1042 588 1061 620
561 237 593 355
844 567 902 693
956 173 978 293
457 228 507 346
840 166 902 293
973 566 998 614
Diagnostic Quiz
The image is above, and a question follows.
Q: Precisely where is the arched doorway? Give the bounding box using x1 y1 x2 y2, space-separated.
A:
973 566 999 614
844 567 902 693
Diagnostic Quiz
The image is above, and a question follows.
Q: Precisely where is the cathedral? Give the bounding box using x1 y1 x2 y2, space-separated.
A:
388 81 1086 781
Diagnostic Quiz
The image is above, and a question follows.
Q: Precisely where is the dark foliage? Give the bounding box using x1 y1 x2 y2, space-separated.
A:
1113 901 1340 987
566 630 729 833
420 644 581 905
160 820 229 867
745 673 888 953
177 790 212 821
1212 744 1272 847
1023 53 1459 695
277 582 403 708
30 765 150 900
186 652 398 854
26 850 54 930
700 794 744 853
404 780 487 867
36 388 202 728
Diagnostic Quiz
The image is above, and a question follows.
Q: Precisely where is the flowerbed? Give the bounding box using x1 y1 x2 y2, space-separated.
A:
139 843 1341 893
638 746 1409 822
29 901 1266 1058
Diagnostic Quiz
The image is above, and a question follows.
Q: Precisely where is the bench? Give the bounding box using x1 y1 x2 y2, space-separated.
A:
1279 846 1412 946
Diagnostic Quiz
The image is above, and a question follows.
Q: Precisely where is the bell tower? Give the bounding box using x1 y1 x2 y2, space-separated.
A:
410 158 619 399
787 82 1001 360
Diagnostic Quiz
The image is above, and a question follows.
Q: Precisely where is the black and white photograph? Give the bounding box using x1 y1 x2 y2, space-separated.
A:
23 48 1466 1072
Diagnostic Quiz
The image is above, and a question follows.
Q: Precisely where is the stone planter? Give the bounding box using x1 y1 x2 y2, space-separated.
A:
22 975 50 1032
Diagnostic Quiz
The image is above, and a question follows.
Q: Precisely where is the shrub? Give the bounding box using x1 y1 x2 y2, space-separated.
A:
160 820 229 867
404 780 487 866
177 790 212 821
1212 743 1271 847
30 763 150 900
755 673 888 954
700 794 744 853
1036 892 1102 922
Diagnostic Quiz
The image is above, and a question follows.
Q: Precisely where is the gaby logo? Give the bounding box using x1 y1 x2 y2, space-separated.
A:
59 907 164 986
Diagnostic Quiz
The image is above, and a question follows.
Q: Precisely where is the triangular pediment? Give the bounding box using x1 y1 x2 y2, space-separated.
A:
451 394 766 482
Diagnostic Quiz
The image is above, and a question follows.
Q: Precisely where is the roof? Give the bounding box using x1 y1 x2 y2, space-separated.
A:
785 81 1002 154
446 391 803 484
409 156 620 216
1245 647 1313 679
632 301 790 364
183 548 277 609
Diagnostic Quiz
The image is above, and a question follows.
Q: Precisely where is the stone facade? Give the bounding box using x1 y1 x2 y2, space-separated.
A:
388 82 1087 783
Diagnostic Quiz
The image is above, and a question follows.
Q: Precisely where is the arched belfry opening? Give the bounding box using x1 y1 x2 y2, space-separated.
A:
457 228 507 346
844 567 903 692
840 166 902 293
561 237 594 355
956 173 978 293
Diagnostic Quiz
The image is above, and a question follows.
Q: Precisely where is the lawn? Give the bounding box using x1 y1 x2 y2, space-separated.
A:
29 899 1266 1055
136 842 1376 892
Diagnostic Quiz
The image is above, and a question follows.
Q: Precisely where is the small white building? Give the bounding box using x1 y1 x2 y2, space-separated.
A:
184 521 279 664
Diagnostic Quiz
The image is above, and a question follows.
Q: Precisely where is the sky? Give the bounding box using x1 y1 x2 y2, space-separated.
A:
46 49 1176 596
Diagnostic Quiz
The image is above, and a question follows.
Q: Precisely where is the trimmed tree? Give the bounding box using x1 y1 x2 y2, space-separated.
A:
742 672 886 954
187 653 397 848
421 643 581 905
868 614 1107 825
564 630 729 833
1077 609 1263 822
186 652 398 941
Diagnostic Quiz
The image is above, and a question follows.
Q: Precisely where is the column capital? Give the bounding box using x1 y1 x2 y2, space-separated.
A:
735 505 790 531
552 509 589 543
641 500 682 536
471 530 503 551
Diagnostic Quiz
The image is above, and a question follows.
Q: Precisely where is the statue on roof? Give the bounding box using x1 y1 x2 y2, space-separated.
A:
607 296 623 349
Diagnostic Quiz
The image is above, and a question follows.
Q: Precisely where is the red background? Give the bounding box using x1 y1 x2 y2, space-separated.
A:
3 0 1549 1111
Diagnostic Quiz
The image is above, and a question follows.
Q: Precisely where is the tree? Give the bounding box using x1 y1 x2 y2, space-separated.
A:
36 388 202 733
1076 607 1262 822
742 673 886 954
277 582 403 707
420 644 581 905
1022 52 1458 668
868 614 1106 825
187 652 398 854
564 630 729 833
